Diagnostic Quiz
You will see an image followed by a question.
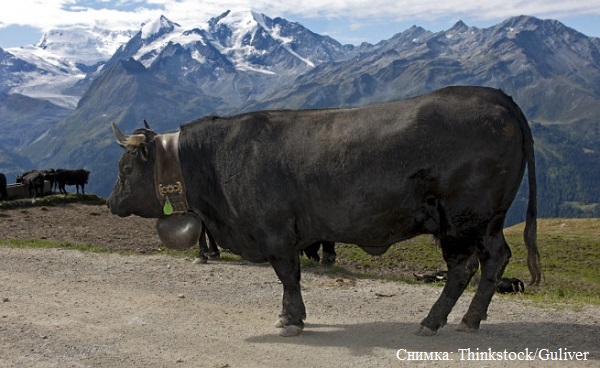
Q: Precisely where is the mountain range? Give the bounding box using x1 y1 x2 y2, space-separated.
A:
1 9 599 224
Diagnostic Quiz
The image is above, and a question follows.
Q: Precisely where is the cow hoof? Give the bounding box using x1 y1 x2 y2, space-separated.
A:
192 257 207 264
415 325 437 336
456 321 479 333
279 325 303 337
274 318 287 328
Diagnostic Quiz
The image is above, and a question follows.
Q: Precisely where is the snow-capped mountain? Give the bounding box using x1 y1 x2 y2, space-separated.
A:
37 26 136 67
101 10 354 104
205 10 351 72
118 10 352 73
86 9 356 113
1 9 354 112
2 26 136 109
102 15 232 77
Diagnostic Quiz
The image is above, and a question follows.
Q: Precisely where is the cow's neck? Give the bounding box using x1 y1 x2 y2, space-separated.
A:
154 132 190 213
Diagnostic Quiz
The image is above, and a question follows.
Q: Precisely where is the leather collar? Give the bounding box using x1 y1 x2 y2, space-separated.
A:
154 132 190 213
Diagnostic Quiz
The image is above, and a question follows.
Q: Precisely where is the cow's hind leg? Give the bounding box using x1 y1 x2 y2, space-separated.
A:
206 230 220 259
269 251 306 337
458 219 511 332
418 235 479 336
193 226 210 264
321 241 336 266
302 242 320 262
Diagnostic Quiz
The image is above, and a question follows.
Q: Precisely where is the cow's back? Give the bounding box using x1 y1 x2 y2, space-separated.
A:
56 169 90 184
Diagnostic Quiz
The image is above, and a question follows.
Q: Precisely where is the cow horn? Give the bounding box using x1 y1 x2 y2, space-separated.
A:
112 122 146 147
112 122 128 145
143 119 151 130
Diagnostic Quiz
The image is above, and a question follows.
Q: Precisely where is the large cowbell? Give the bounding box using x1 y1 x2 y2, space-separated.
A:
156 211 203 250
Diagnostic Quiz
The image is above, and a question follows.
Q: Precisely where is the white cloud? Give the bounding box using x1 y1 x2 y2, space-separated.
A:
1 0 599 33
0 0 152 31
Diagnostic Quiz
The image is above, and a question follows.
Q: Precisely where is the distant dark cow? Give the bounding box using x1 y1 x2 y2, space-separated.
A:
302 241 336 266
0 173 7 201
107 86 541 337
55 169 91 194
42 169 56 190
497 277 525 294
17 170 45 197
16 169 56 197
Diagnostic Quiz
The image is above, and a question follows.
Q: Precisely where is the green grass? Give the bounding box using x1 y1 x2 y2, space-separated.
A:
503 218 600 306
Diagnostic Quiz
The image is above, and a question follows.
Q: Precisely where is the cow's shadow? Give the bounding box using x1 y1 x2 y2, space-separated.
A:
246 321 599 358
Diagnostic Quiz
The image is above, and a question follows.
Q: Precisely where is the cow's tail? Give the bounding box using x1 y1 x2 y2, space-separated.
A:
514 100 542 286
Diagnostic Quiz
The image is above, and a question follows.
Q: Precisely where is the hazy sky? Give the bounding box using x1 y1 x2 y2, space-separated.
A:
1 0 599 48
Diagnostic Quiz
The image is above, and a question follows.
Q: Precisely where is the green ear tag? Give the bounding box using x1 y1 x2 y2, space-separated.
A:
163 198 173 215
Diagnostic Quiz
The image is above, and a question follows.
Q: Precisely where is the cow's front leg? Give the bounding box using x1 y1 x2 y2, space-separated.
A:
269 251 306 337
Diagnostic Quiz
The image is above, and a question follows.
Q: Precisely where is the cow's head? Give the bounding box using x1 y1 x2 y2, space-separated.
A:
83 170 91 183
107 122 163 218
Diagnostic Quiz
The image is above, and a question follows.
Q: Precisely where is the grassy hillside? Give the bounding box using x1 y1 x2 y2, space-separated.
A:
503 218 600 305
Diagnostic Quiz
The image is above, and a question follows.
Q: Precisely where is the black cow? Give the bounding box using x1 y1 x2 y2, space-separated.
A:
0 173 7 201
16 169 56 197
17 170 45 197
55 169 91 194
302 241 336 266
497 277 525 294
42 169 56 191
107 86 540 337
